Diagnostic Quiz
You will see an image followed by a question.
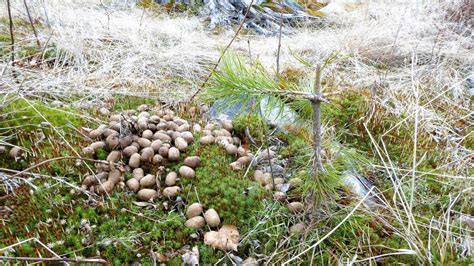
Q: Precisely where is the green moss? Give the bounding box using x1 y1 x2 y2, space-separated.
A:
180 142 267 226
95 148 108 160
112 94 156 112
233 113 269 143
0 97 84 130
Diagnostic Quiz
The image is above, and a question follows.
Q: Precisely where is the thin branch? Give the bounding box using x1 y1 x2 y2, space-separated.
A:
276 13 283 75
8 156 116 179
311 64 323 176
283 187 376 265
0 256 109 265
189 0 255 101
6 0 15 66
24 0 41 48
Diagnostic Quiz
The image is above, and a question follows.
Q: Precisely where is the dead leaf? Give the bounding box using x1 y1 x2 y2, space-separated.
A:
204 225 240 251
182 246 199 265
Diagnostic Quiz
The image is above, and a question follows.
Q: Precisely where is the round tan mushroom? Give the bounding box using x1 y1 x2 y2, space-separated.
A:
163 186 181 197
152 154 164 165
273 192 287 202
123 146 138 157
185 216 205 229
97 180 114 195
133 168 144 180
287 202 304 214
289 223 306 235
137 138 151 148
150 140 162 152
181 131 194 143
126 178 140 192
168 147 180 161
140 174 156 188
200 135 215 145
222 120 233 132
142 129 154 140
225 144 238 155
107 169 122 184
204 209 221 227
83 146 95 156
82 175 98 187
158 146 169 158
137 189 159 201
186 203 203 219
183 156 201 168
140 147 154 162
90 141 106 151
237 156 251 166
179 166 195 178
165 172 177 186
106 150 121 162
129 153 141 168
174 137 188 152
105 135 119 149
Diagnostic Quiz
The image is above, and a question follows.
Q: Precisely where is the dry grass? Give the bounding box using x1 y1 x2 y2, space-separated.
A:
0 0 472 263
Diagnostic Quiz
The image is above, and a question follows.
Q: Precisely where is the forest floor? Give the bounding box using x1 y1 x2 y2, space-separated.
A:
0 0 472 265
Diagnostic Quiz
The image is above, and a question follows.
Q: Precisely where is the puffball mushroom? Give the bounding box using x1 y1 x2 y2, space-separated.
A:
181 131 194 143
137 138 151 148
200 135 215 145
168 147 180 161
289 223 306 235
128 153 141 168
126 178 140 192
222 120 233 132
204 225 239 251
287 202 304 214
140 174 156 188
179 166 195 178
106 150 121 162
90 141 106 151
253 170 264 182
140 147 154 162
154 132 171 142
83 146 95 156
133 168 144 180
165 172 177 186
229 161 243 171
204 209 221 227
273 192 287 202
152 154 164 165
97 180 114 195
107 169 122 184
123 146 138 157
186 203 203 219
185 216 205 229
225 144 238 155
174 137 188 152
150 140 162 152
105 135 119 149
183 156 201 168
141 129 153 140
82 175 98 187
158 146 169 158
137 189 159 201
237 156 251 166
163 186 181 197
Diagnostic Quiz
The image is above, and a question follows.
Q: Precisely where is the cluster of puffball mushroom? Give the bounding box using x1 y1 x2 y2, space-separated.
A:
80 105 253 203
